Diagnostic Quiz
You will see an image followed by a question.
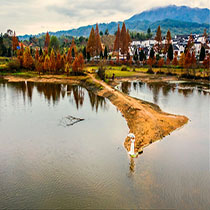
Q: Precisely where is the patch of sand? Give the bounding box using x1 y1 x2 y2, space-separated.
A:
89 74 188 153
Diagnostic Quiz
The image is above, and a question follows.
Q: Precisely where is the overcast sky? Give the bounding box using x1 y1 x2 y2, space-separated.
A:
0 0 209 35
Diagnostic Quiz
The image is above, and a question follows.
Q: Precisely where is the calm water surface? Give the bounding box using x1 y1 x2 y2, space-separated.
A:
0 79 209 209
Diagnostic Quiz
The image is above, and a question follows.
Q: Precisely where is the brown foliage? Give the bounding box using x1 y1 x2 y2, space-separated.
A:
12 31 19 51
49 49 56 72
44 55 50 72
114 24 121 52
164 30 171 53
87 27 96 57
172 54 178 66
72 53 84 73
120 22 128 57
95 23 102 56
158 58 164 68
23 47 34 69
45 32 50 48
155 26 162 53
35 48 39 61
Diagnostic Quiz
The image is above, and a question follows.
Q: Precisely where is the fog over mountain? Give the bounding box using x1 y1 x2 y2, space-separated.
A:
18 5 210 40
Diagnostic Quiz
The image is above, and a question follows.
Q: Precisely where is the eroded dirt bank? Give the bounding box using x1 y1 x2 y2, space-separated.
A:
89 74 188 153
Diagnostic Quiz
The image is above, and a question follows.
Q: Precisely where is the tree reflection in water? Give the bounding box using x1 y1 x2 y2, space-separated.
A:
5 82 107 112
119 81 209 101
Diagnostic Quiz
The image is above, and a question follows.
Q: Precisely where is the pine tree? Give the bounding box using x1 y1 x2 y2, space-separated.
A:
104 46 108 60
167 44 173 61
39 47 43 56
45 32 50 49
95 23 102 56
134 49 138 62
147 27 152 39
49 35 59 52
82 46 87 59
23 47 33 69
87 27 96 57
150 48 155 59
155 26 162 53
199 46 205 61
139 49 145 62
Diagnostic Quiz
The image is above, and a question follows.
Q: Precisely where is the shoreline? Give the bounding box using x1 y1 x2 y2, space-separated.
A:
2 74 189 154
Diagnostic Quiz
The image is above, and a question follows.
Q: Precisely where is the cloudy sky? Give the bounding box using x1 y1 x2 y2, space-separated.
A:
0 0 209 35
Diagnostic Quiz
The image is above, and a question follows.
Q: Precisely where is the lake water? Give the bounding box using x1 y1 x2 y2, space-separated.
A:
0 78 209 209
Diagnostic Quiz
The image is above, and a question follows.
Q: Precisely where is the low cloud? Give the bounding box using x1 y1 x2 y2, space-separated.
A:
0 0 209 35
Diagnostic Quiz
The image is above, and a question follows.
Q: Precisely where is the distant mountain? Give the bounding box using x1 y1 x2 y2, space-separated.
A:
18 5 210 40
127 5 210 24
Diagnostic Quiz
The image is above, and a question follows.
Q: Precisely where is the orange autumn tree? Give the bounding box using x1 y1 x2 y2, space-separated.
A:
44 55 50 72
95 23 102 57
45 32 50 49
23 47 33 69
120 22 128 59
66 47 72 64
114 24 121 61
155 25 162 54
17 42 24 67
157 58 164 72
203 54 210 76
12 31 19 52
179 53 185 68
49 49 56 73
87 27 96 57
164 29 172 54
35 58 42 75
35 48 39 61
172 52 178 66
60 55 66 73
72 53 84 75
56 51 62 72
184 51 191 75
186 33 194 52
70 37 77 59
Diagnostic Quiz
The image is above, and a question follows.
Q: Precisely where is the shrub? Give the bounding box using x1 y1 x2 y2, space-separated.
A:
121 65 127 71
97 63 106 81
147 68 154 74
8 58 20 71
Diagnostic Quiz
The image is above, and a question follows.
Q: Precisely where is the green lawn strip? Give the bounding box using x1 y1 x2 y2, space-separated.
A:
105 69 137 78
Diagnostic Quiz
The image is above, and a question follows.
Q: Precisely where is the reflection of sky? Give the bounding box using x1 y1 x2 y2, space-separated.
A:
118 80 210 209
0 81 210 209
